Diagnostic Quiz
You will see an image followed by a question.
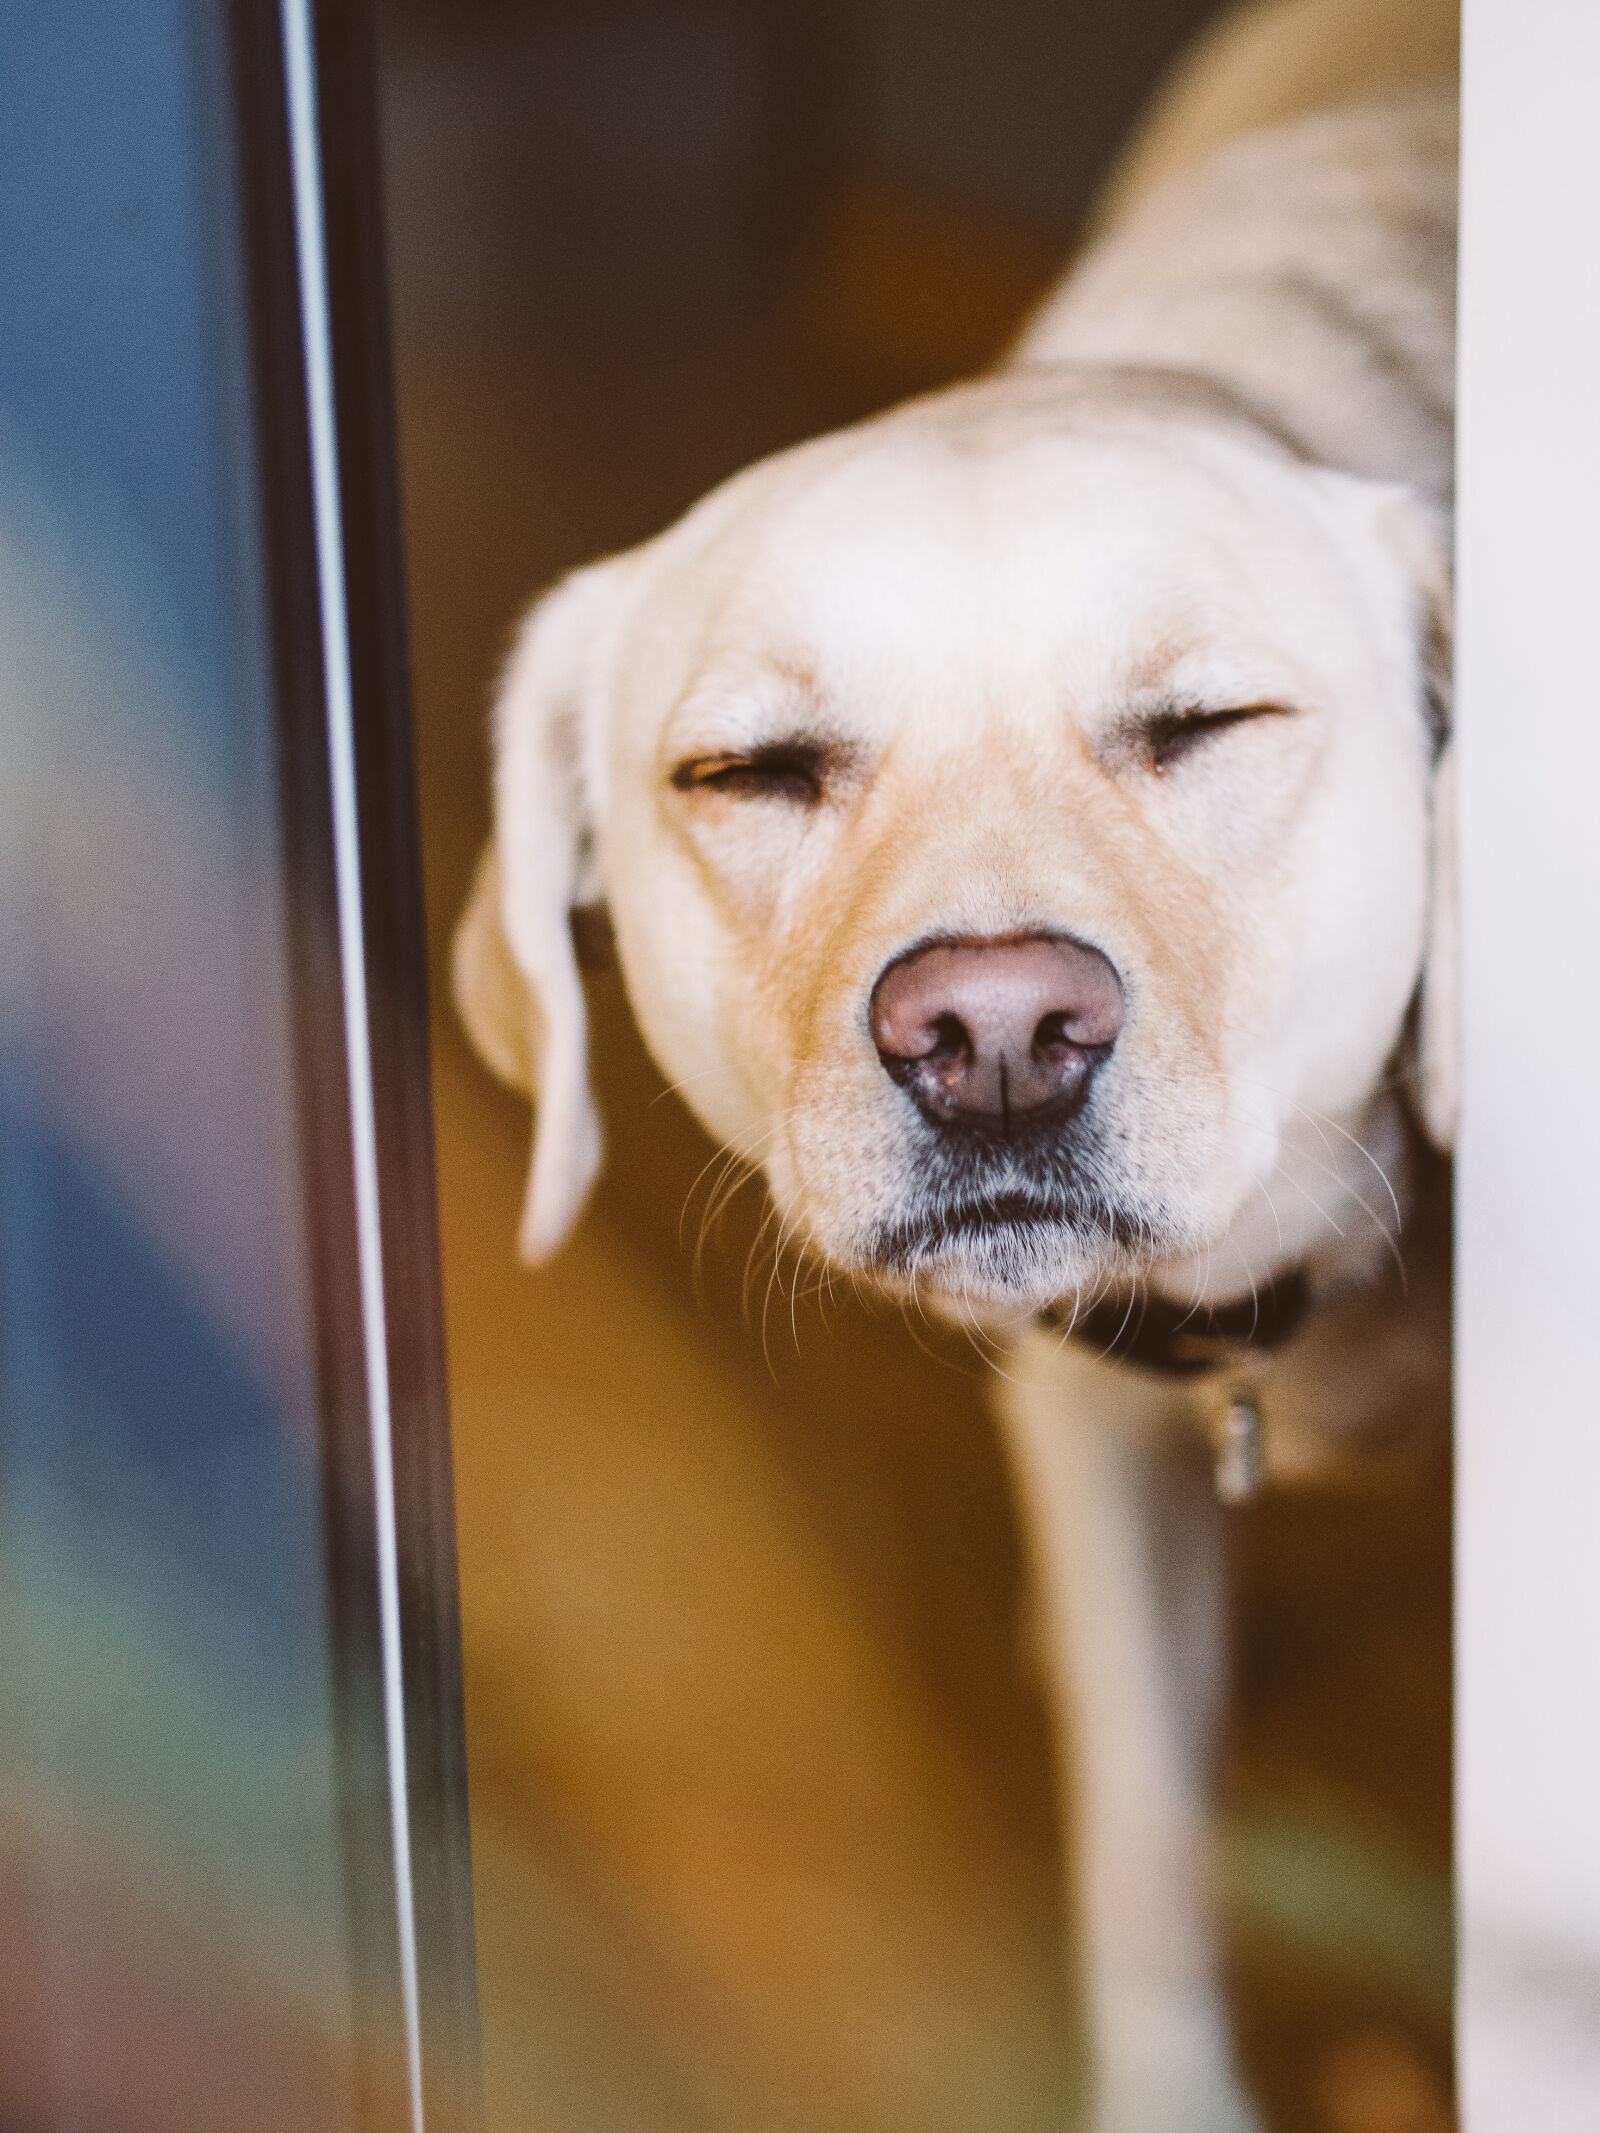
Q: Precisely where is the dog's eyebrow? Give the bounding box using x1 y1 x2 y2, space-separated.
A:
666 652 827 745
1123 637 1192 695
696 650 825 705
762 651 824 697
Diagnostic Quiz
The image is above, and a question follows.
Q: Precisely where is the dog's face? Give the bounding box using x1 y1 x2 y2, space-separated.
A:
459 377 1454 1315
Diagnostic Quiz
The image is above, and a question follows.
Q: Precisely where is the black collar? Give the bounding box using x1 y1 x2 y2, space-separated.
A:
1037 1268 1311 1378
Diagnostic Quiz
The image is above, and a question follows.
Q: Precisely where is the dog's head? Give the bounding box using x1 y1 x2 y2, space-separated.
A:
456 372 1453 1316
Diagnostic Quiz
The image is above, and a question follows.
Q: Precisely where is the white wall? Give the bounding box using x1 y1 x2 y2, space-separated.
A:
1456 2 1600 2123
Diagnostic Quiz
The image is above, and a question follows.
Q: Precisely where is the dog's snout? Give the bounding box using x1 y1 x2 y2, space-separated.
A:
869 934 1124 1129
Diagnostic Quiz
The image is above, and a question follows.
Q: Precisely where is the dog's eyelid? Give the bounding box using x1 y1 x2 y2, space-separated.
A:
669 734 850 803
1136 699 1295 770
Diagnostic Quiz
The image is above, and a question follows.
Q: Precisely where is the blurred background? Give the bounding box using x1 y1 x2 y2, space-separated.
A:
372 4 1455 2128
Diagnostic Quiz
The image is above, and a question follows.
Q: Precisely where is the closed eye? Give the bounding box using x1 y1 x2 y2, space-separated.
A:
671 737 834 805
1139 701 1292 772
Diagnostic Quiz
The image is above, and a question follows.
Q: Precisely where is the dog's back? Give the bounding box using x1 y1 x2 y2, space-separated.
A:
1016 0 1457 500
1090 0 1457 222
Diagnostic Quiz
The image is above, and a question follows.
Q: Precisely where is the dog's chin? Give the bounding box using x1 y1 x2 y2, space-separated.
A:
850 1191 1167 1318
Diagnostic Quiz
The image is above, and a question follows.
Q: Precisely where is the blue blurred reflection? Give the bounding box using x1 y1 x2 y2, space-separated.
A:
1 5 372 2124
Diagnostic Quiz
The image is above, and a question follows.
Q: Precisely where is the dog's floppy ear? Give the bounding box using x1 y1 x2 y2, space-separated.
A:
452 561 631 1261
1388 492 1456 1152
453 840 539 1093
1361 479 1457 1150
1318 470 1456 1148
1414 734 1456 1149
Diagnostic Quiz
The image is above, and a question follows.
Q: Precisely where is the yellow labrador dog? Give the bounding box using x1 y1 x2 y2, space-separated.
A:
455 0 1458 2124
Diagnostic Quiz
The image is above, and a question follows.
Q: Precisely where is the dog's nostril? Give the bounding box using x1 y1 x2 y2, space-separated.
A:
929 1012 971 1061
1033 1010 1074 1057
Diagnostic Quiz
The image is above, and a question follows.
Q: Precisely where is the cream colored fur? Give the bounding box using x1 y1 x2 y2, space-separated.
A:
456 1 1458 2123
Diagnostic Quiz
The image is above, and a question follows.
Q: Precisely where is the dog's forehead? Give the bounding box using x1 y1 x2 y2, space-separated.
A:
641 412 1343 738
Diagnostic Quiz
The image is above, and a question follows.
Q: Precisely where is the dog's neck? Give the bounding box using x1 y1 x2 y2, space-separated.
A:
1045 1092 1415 1381
1151 1090 1412 1311
1030 1099 1449 1500
1040 1267 1312 1379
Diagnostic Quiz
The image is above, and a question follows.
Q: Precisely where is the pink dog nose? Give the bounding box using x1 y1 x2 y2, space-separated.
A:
870 934 1124 1129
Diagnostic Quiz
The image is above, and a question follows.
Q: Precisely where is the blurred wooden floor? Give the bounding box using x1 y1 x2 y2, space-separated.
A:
392 182 1454 2133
